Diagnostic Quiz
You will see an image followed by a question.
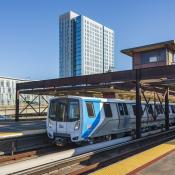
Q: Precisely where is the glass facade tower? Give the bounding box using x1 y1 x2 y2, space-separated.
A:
59 11 114 78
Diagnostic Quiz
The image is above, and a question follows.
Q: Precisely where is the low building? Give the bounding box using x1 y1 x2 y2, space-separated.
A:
0 76 48 106
0 76 25 105
121 40 175 69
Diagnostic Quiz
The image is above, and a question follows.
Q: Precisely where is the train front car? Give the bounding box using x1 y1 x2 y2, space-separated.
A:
46 96 81 145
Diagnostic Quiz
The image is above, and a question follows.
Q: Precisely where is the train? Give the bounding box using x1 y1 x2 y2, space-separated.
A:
46 96 175 145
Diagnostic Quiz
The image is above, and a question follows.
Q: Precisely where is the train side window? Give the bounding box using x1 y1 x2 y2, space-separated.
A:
155 104 161 115
132 104 143 116
132 105 136 115
123 103 128 115
86 102 95 118
148 104 153 114
118 103 124 115
118 103 128 116
171 105 175 114
159 105 164 114
103 103 112 118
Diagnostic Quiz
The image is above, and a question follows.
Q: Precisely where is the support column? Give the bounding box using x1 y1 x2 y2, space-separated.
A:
39 95 41 116
15 84 19 121
165 87 169 131
136 69 142 138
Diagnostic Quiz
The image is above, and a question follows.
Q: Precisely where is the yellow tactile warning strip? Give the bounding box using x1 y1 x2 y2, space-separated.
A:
91 140 175 175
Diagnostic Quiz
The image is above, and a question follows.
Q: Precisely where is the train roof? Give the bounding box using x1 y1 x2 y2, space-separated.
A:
49 96 175 105
50 96 135 103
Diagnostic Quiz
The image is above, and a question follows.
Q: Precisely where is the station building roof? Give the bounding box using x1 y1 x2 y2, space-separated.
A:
121 40 175 57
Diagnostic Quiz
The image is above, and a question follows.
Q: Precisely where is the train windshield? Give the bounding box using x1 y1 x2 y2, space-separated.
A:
49 99 66 121
67 100 80 121
49 98 80 122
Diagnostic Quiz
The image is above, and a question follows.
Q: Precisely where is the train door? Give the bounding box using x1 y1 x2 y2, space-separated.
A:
81 100 101 139
55 99 67 134
117 103 130 129
47 98 67 138
66 99 80 136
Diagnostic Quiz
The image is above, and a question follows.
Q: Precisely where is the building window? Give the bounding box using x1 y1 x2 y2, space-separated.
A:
140 49 166 64
149 56 157 63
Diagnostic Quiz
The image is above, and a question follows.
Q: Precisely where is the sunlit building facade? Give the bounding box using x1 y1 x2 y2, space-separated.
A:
0 77 48 106
59 11 115 78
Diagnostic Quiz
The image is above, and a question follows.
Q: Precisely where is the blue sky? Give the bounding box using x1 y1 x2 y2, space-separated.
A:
0 0 175 80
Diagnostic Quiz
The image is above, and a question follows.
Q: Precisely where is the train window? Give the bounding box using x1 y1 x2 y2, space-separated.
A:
155 104 161 115
103 103 112 118
132 105 136 115
67 100 80 122
132 104 143 116
118 103 128 116
118 103 124 115
171 105 175 114
49 99 66 121
159 105 164 114
86 102 95 118
148 104 153 114
155 104 163 115
123 103 128 115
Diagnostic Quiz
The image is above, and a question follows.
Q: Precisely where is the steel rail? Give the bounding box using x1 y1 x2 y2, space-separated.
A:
14 129 175 175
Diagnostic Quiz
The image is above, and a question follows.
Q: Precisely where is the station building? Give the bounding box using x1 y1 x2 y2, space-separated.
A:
121 40 175 69
0 76 25 106
59 11 115 77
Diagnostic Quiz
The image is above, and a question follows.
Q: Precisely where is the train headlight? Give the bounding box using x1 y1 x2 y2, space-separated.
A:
74 121 80 130
48 120 52 128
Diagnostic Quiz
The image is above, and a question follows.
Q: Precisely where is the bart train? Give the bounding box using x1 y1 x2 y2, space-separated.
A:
46 96 175 145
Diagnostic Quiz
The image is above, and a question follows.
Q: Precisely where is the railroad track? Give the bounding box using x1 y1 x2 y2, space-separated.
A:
2 129 175 175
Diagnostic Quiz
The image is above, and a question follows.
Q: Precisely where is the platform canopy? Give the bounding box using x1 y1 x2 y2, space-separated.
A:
16 65 175 97
16 65 175 138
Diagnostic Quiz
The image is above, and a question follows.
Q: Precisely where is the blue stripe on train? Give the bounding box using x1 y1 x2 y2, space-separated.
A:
82 112 100 139
82 100 101 139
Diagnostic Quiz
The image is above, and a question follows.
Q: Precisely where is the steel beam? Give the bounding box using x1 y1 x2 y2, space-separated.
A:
15 65 175 121
39 95 41 116
16 69 135 90
16 65 175 91
15 85 19 121
165 87 170 131
135 69 142 138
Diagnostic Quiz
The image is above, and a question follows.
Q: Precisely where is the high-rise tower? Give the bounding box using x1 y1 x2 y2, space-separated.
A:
59 11 114 78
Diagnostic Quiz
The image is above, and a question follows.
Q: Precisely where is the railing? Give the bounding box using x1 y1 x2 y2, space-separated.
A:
0 105 48 118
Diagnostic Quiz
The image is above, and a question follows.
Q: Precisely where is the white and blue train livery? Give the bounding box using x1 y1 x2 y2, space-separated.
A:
46 96 175 145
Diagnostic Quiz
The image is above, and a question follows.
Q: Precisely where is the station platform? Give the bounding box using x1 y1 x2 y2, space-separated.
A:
0 120 46 139
91 139 175 175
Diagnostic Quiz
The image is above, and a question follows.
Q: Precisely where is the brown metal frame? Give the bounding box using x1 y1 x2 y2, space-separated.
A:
16 94 48 118
15 65 175 138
